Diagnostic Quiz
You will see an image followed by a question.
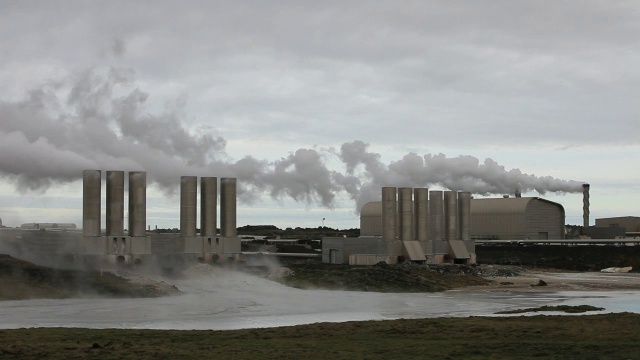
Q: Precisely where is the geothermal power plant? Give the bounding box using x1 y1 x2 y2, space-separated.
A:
4 170 241 268
3 168 640 270
323 187 474 265
82 170 241 266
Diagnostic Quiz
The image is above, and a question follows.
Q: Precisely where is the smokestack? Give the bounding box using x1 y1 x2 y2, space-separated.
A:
201 177 217 236
180 176 197 236
444 191 458 240
381 187 397 241
458 191 471 241
429 190 443 241
413 188 428 242
82 170 101 237
106 171 124 236
128 171 147 237
515 189 522 198
398 188 413 241
583 183 590 228
220 178 237 238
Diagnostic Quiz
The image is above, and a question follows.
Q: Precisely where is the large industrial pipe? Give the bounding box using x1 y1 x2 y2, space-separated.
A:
220 177 237 238
201 177 217 236
128 171 147 237
413 188 429 242
444 191 458 240
458 191 471 241
429 190 443 241
106 171 124 236
381 187 397 241
398 188 413 241
180 176 197 236
82 170 101 237
583 183 590 228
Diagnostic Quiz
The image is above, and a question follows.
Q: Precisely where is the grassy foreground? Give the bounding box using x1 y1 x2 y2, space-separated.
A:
1 313 639 359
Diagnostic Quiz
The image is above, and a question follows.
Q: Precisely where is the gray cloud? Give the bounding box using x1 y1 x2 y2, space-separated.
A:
0 69 583 212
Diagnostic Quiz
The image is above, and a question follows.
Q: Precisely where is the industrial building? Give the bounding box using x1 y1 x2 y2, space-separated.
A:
470 197 565 240
324 187 475 265
12 170 242 268
595 216 640 237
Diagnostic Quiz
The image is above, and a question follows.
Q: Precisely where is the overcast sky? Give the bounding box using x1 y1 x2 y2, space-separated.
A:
1 1 639 229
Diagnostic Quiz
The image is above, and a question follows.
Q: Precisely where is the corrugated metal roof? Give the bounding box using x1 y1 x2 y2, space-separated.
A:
402 241 427 261
470 197 563 215
448 240 470 259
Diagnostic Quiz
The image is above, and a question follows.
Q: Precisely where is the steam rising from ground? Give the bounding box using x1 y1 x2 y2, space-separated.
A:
0 68 583 212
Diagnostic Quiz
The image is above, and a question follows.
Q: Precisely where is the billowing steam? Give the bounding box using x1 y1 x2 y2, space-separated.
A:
0 68 583 212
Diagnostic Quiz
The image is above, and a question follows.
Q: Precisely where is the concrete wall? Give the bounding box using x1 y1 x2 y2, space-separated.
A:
322 237 397 264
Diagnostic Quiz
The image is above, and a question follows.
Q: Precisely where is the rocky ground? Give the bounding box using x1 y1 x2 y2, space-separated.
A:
0 254 181 300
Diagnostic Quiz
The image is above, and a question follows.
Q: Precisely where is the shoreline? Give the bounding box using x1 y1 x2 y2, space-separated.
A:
468 268 640 293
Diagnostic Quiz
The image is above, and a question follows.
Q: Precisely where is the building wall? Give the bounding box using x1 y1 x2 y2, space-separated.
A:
322 237 397 264
525 199 564 240
596 217 640 232
470 197 565 240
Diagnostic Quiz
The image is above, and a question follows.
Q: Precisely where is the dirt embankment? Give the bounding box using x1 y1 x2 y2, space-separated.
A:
476 244 640 271
265 258 497 292
0 254 180 300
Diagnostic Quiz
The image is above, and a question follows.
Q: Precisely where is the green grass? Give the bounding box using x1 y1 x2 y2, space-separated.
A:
1 313 639 359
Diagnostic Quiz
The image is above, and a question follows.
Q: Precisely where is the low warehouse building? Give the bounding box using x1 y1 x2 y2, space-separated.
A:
471 197 565 240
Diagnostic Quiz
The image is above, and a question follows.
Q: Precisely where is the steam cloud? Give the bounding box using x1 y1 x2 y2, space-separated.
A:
0 68 584 212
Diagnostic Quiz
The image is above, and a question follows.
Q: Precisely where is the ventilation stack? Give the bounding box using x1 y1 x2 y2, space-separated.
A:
180 176 198 237
201 177 217 237
220 178 237 238
381 187 397 241
82 170 101 237
583 183 590 228
458 192 471 241
398 188 414 241
444 191 458 240
429 190 444 241
128 171 147 237
413 188 429 242
106 171 124 236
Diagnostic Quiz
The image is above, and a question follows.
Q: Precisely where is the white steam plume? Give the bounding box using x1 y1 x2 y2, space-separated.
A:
0 68 583 212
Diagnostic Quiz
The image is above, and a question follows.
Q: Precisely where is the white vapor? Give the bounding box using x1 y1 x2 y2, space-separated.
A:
0 68 583 212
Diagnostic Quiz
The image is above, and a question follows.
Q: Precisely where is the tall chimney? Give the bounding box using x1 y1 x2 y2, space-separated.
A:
429 190 444 241
381 187 397 241
413 188 429 241
106 171 124 236
180 176 197 236
444 191 458 240
220 178 237 238
82 170 101 237
583 183 590 228
458 191 471 241
128 171 147 237
201 177 217 236
398 188 413 241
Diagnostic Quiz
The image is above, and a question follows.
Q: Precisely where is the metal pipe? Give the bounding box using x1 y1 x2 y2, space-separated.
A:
444 191 458 240
128 171 147 237
220 178 237 238
106 171 124 236
414 188 429 241
201 177 217 236
381 187 397 241
82 170 101 237
429 190 443 241
458 191 471 241
583 183 590 228
180 176 197 236
398 188 413 241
